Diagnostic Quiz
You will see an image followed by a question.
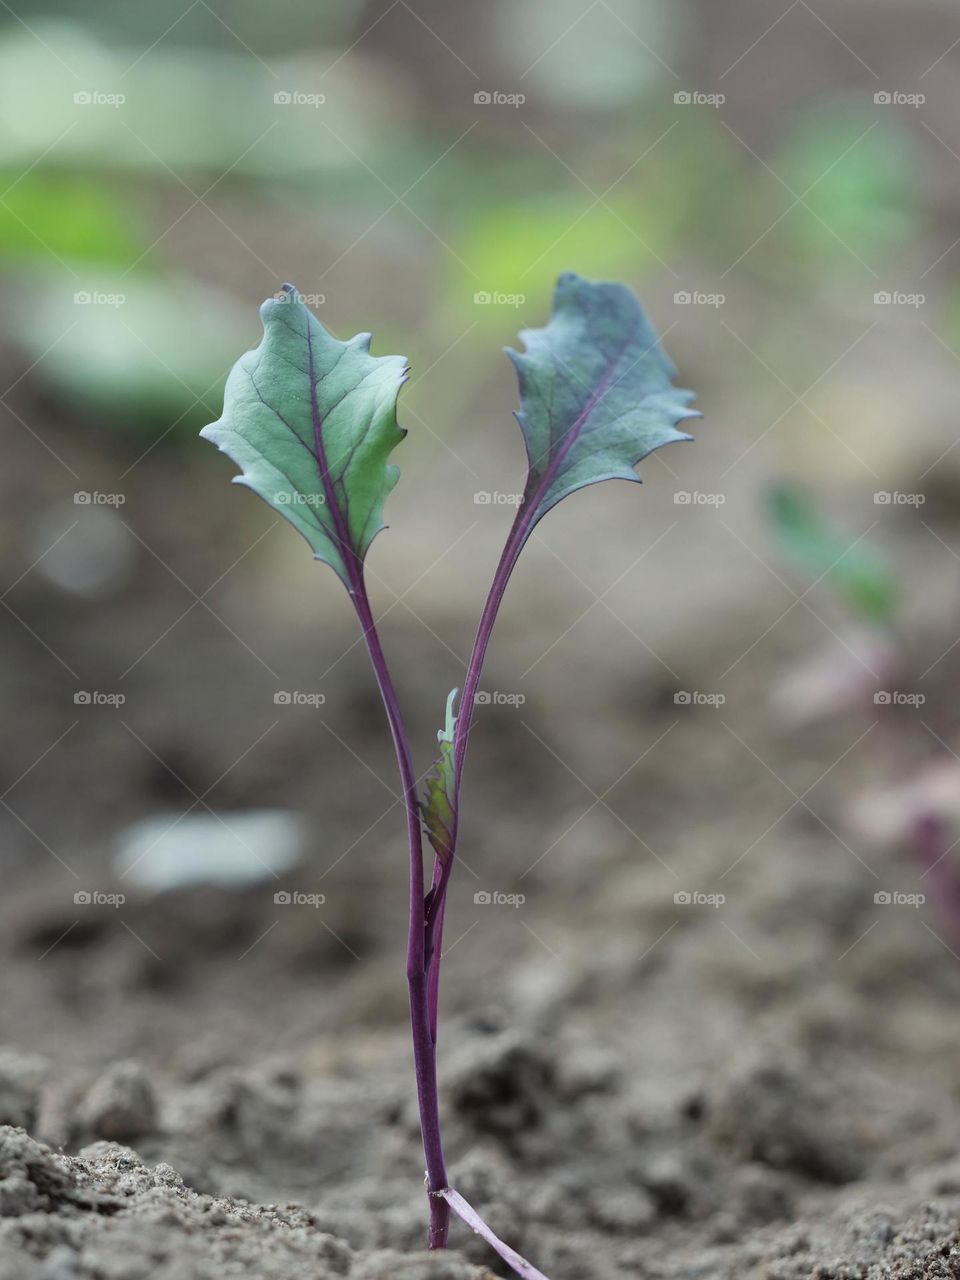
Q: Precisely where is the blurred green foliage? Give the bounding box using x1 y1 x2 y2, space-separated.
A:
0 9 936 450
768 483 896 625
0 174 141 265
500 0 680 109
457 196 671 312
769 105 922 275
17 272 250 438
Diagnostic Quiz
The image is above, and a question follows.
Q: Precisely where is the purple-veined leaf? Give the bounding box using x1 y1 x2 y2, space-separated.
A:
510 271 699 534
201 284 408 587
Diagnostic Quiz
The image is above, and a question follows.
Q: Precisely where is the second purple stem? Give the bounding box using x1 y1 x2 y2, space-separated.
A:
423 505 529 1035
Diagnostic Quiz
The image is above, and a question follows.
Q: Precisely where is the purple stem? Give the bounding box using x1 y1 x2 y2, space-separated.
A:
425 885 447 1043
454 508 528 782
422 507 528 1036
347 466 558 1280
414 322 640 1280
305 324 448 1248
424 335 632 986
351 578 450 1250
417 327 639 1279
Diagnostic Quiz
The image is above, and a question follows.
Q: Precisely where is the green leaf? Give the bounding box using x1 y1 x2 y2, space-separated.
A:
201 284 408 585
422 689 458 866
768 483 896 624
509 272 699 529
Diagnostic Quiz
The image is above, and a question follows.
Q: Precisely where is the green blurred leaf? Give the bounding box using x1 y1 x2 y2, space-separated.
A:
768 483 896 624
0 24 383 179
16 271 251 434
0 173 141 265
455 195 677 317
770 106 921 273
500 0 681 108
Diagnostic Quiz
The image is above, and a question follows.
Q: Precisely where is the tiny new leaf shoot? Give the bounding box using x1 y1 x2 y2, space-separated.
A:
423 687 458 872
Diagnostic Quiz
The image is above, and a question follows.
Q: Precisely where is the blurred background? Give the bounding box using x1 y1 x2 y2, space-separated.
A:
2 2 960 1277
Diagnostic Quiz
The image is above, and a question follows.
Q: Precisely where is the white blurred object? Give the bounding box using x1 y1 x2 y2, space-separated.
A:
502 0 679 107
32 503 136 599
848 759 960 847
769 627 898 729
114 810 306 892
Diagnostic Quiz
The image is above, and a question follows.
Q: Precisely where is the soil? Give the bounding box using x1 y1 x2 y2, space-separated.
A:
4 482 960 1279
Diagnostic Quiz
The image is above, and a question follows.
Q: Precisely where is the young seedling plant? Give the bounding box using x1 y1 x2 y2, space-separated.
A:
201 272 699 1279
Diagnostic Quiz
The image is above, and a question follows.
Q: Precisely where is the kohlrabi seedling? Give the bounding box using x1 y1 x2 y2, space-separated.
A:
201 272 699 1279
